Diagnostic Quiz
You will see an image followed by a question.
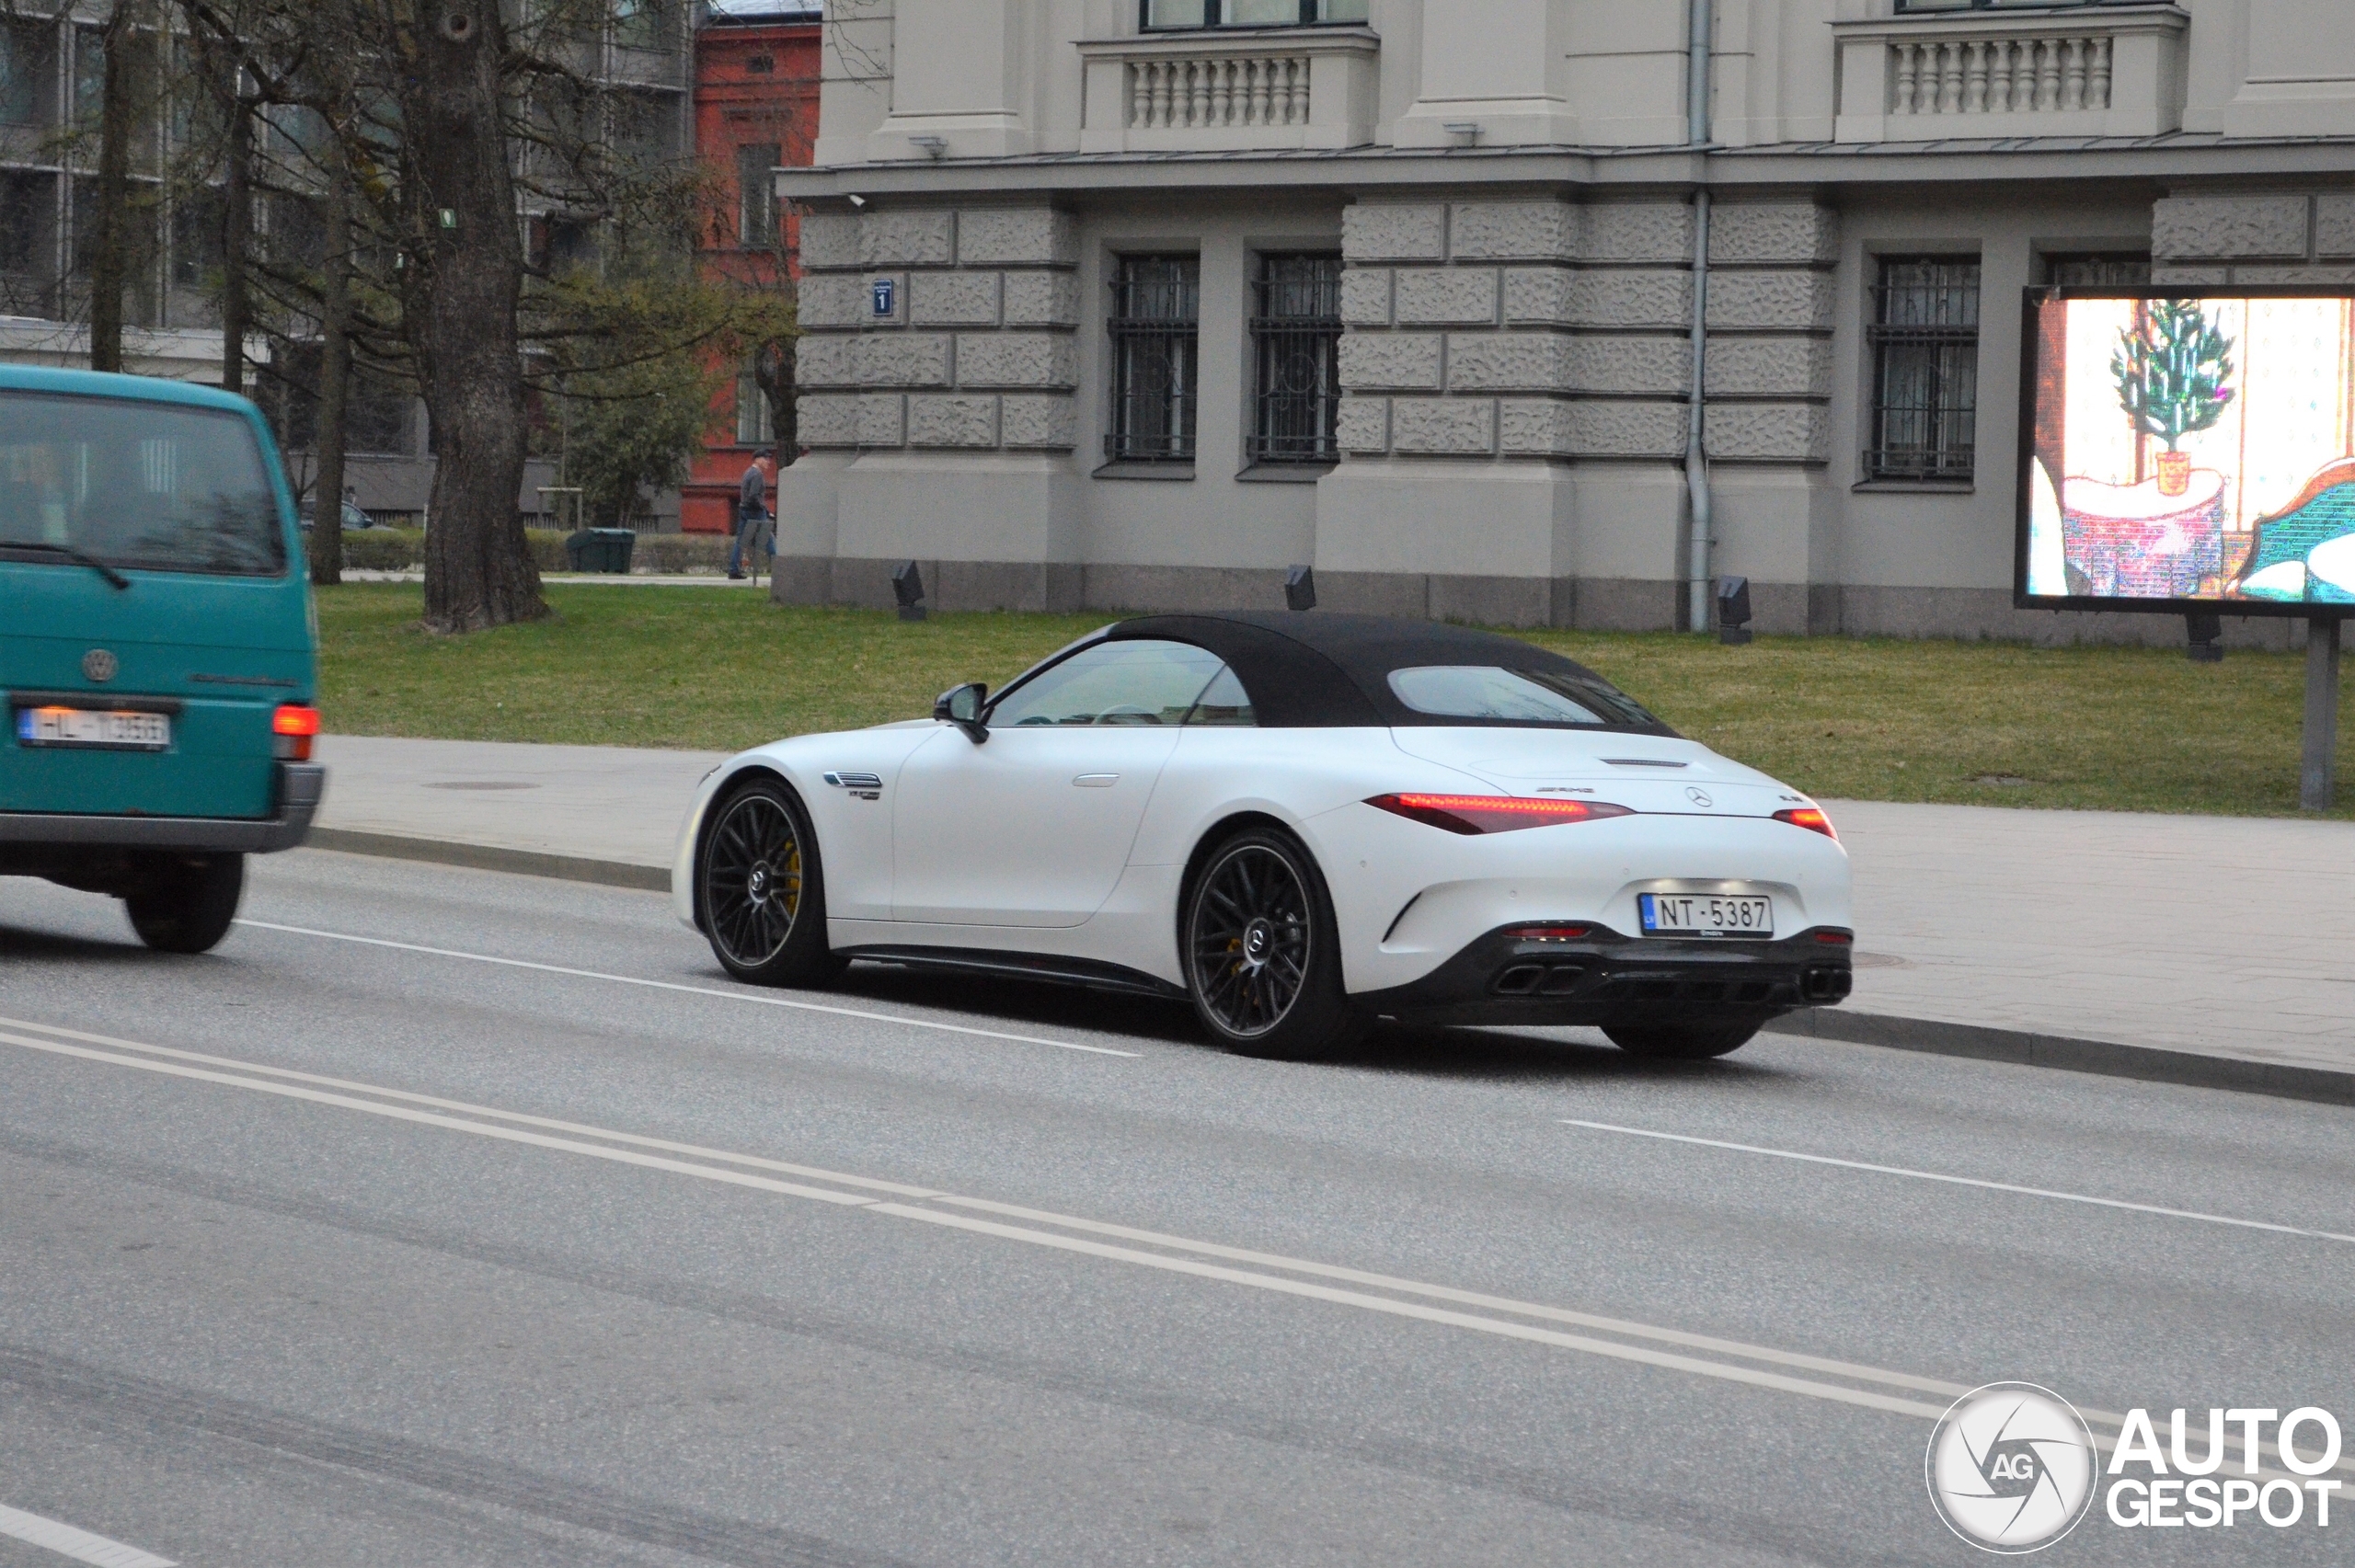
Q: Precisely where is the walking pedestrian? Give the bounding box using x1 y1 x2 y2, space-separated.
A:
729 448 775 580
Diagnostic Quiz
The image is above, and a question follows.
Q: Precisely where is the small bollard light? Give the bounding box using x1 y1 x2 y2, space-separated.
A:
1716 575 1753 646
892 560 926 622
2186 610 2224 663
1284 564 1316 612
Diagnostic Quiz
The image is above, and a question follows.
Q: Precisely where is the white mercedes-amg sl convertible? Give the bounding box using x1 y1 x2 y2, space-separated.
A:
674 612 1854 1060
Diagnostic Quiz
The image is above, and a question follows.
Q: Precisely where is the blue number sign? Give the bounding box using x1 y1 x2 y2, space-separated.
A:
871 279 896 317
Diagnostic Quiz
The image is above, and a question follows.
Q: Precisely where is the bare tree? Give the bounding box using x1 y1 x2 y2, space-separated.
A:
86 0 144 372
400 0 540 630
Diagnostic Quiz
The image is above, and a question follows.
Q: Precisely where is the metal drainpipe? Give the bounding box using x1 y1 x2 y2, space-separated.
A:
1685 0 1714 634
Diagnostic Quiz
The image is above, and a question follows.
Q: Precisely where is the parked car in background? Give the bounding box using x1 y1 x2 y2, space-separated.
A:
0 365 325 952
299 498 375 532
677 612 1854 1061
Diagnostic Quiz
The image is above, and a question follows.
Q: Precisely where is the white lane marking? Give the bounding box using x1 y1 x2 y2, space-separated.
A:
0 1013 1962 1402
231 920 1141 1058
869 1203 1950 1421
5 1024 1953 1422
0 1034 880 1209
0 1016 941 1202
1561 1118 2355 1246
0 1503 176 1568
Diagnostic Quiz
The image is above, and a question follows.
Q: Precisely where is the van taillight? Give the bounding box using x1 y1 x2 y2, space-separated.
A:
272 704 320 761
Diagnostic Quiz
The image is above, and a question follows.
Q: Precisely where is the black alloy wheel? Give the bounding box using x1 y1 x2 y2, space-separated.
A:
698 778 843 987
1183 827 1366 1060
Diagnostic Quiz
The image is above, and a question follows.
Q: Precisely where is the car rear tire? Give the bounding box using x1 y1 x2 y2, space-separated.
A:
1183 827 1368 1061
696 778 844 988
124 853 244 954
1603 1018 1761 1060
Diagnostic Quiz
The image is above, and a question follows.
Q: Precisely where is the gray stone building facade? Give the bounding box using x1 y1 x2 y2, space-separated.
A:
771 0 2355 643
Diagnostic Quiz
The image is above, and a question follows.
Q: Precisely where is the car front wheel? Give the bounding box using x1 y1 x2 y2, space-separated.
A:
1183 827 1367 1061
697 778 844 988
1603 1018 1761 1060
124 853 244 954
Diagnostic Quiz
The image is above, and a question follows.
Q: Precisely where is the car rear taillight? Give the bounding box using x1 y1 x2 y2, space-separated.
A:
272 703 320 761
1812 929 1854 945
1774 807 1836 840
1507 924 1591 942
1366 794 1634 835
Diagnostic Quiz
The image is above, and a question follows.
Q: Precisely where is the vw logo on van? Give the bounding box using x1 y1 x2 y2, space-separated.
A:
81 648 119 683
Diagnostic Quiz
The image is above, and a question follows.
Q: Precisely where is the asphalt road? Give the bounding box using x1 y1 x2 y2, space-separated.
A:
1 850 2349 1567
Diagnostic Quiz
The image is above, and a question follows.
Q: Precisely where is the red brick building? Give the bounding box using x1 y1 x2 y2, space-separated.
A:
682 0 822 535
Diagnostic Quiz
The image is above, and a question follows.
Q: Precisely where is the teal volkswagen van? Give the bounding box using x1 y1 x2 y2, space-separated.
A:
2 365 323 952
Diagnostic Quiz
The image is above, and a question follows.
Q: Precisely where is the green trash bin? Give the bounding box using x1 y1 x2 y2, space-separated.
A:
564 527 637 573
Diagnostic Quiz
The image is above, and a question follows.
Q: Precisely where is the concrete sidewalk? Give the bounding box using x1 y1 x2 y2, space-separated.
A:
309 734 2355 1103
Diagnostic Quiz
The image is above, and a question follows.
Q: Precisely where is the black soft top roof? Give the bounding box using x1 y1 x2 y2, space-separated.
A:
1100 611 1671 733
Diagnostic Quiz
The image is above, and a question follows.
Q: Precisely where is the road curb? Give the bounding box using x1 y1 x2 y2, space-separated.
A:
1777 1008 2354 1108
293 833 2349 1108
303 829 671 893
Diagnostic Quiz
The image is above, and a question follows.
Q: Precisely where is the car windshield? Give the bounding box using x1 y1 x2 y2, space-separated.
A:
0 391 287 577
989 639 1233 727
1387 665 1665 728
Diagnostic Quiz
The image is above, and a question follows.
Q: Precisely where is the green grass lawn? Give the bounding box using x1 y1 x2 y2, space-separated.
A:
316 582 2355 821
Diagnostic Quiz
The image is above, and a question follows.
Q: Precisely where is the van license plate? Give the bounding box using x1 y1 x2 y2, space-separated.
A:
1639 893 1773 937
15 706 172 751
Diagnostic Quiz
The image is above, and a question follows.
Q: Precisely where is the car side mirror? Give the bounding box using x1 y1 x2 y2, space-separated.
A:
935 681 988 744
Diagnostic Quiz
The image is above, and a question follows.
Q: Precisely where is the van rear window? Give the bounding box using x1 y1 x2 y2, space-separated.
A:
0 391 287 577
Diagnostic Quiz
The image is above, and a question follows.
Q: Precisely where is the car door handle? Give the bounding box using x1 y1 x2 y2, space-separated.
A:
1073 773 1119 787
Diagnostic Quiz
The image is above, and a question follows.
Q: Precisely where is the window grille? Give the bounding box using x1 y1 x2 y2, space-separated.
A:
736 372 772 446
737 143 779 247
1143 0 1368 29
1248 253 1340 464
2040 251 2150 288
1867 257 1980 483
1107 254 1200 464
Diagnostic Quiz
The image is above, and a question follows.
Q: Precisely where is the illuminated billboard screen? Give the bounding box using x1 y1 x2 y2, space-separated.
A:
2017 287 2355 613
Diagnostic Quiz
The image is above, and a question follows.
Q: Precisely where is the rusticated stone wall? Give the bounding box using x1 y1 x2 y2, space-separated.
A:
2151 191 2355 285
1334 197 1837 467
1337 198 1694 463
795 204 1082 453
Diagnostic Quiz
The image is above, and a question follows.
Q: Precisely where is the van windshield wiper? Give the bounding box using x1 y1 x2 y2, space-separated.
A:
0 541 131 590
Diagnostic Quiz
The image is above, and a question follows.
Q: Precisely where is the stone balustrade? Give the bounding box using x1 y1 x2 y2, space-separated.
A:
1076 29 1378 153
1128 54 1314 132
1832 6 2188 143
1891 35 2114 119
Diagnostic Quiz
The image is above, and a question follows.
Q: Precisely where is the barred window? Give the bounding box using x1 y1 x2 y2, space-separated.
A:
736 372 771 446
1248 254 1340 465
737 143 779 247
1108 254 1199 464
1867 257 1980 483
1143 0 1367 28
2040 251 2150 288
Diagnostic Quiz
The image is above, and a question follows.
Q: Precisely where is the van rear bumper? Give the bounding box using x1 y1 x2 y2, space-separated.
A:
0 763 325 855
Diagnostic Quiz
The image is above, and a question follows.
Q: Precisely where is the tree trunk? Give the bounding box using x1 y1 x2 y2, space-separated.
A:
311 122 352 587
87 0 136 374
405 0 542 631
219 53 248 395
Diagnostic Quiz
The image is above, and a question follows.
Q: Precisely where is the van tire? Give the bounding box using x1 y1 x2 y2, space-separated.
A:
124 853 246 954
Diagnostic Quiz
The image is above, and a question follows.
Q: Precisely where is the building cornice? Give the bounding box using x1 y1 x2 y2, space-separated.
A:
777 133 2355 203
